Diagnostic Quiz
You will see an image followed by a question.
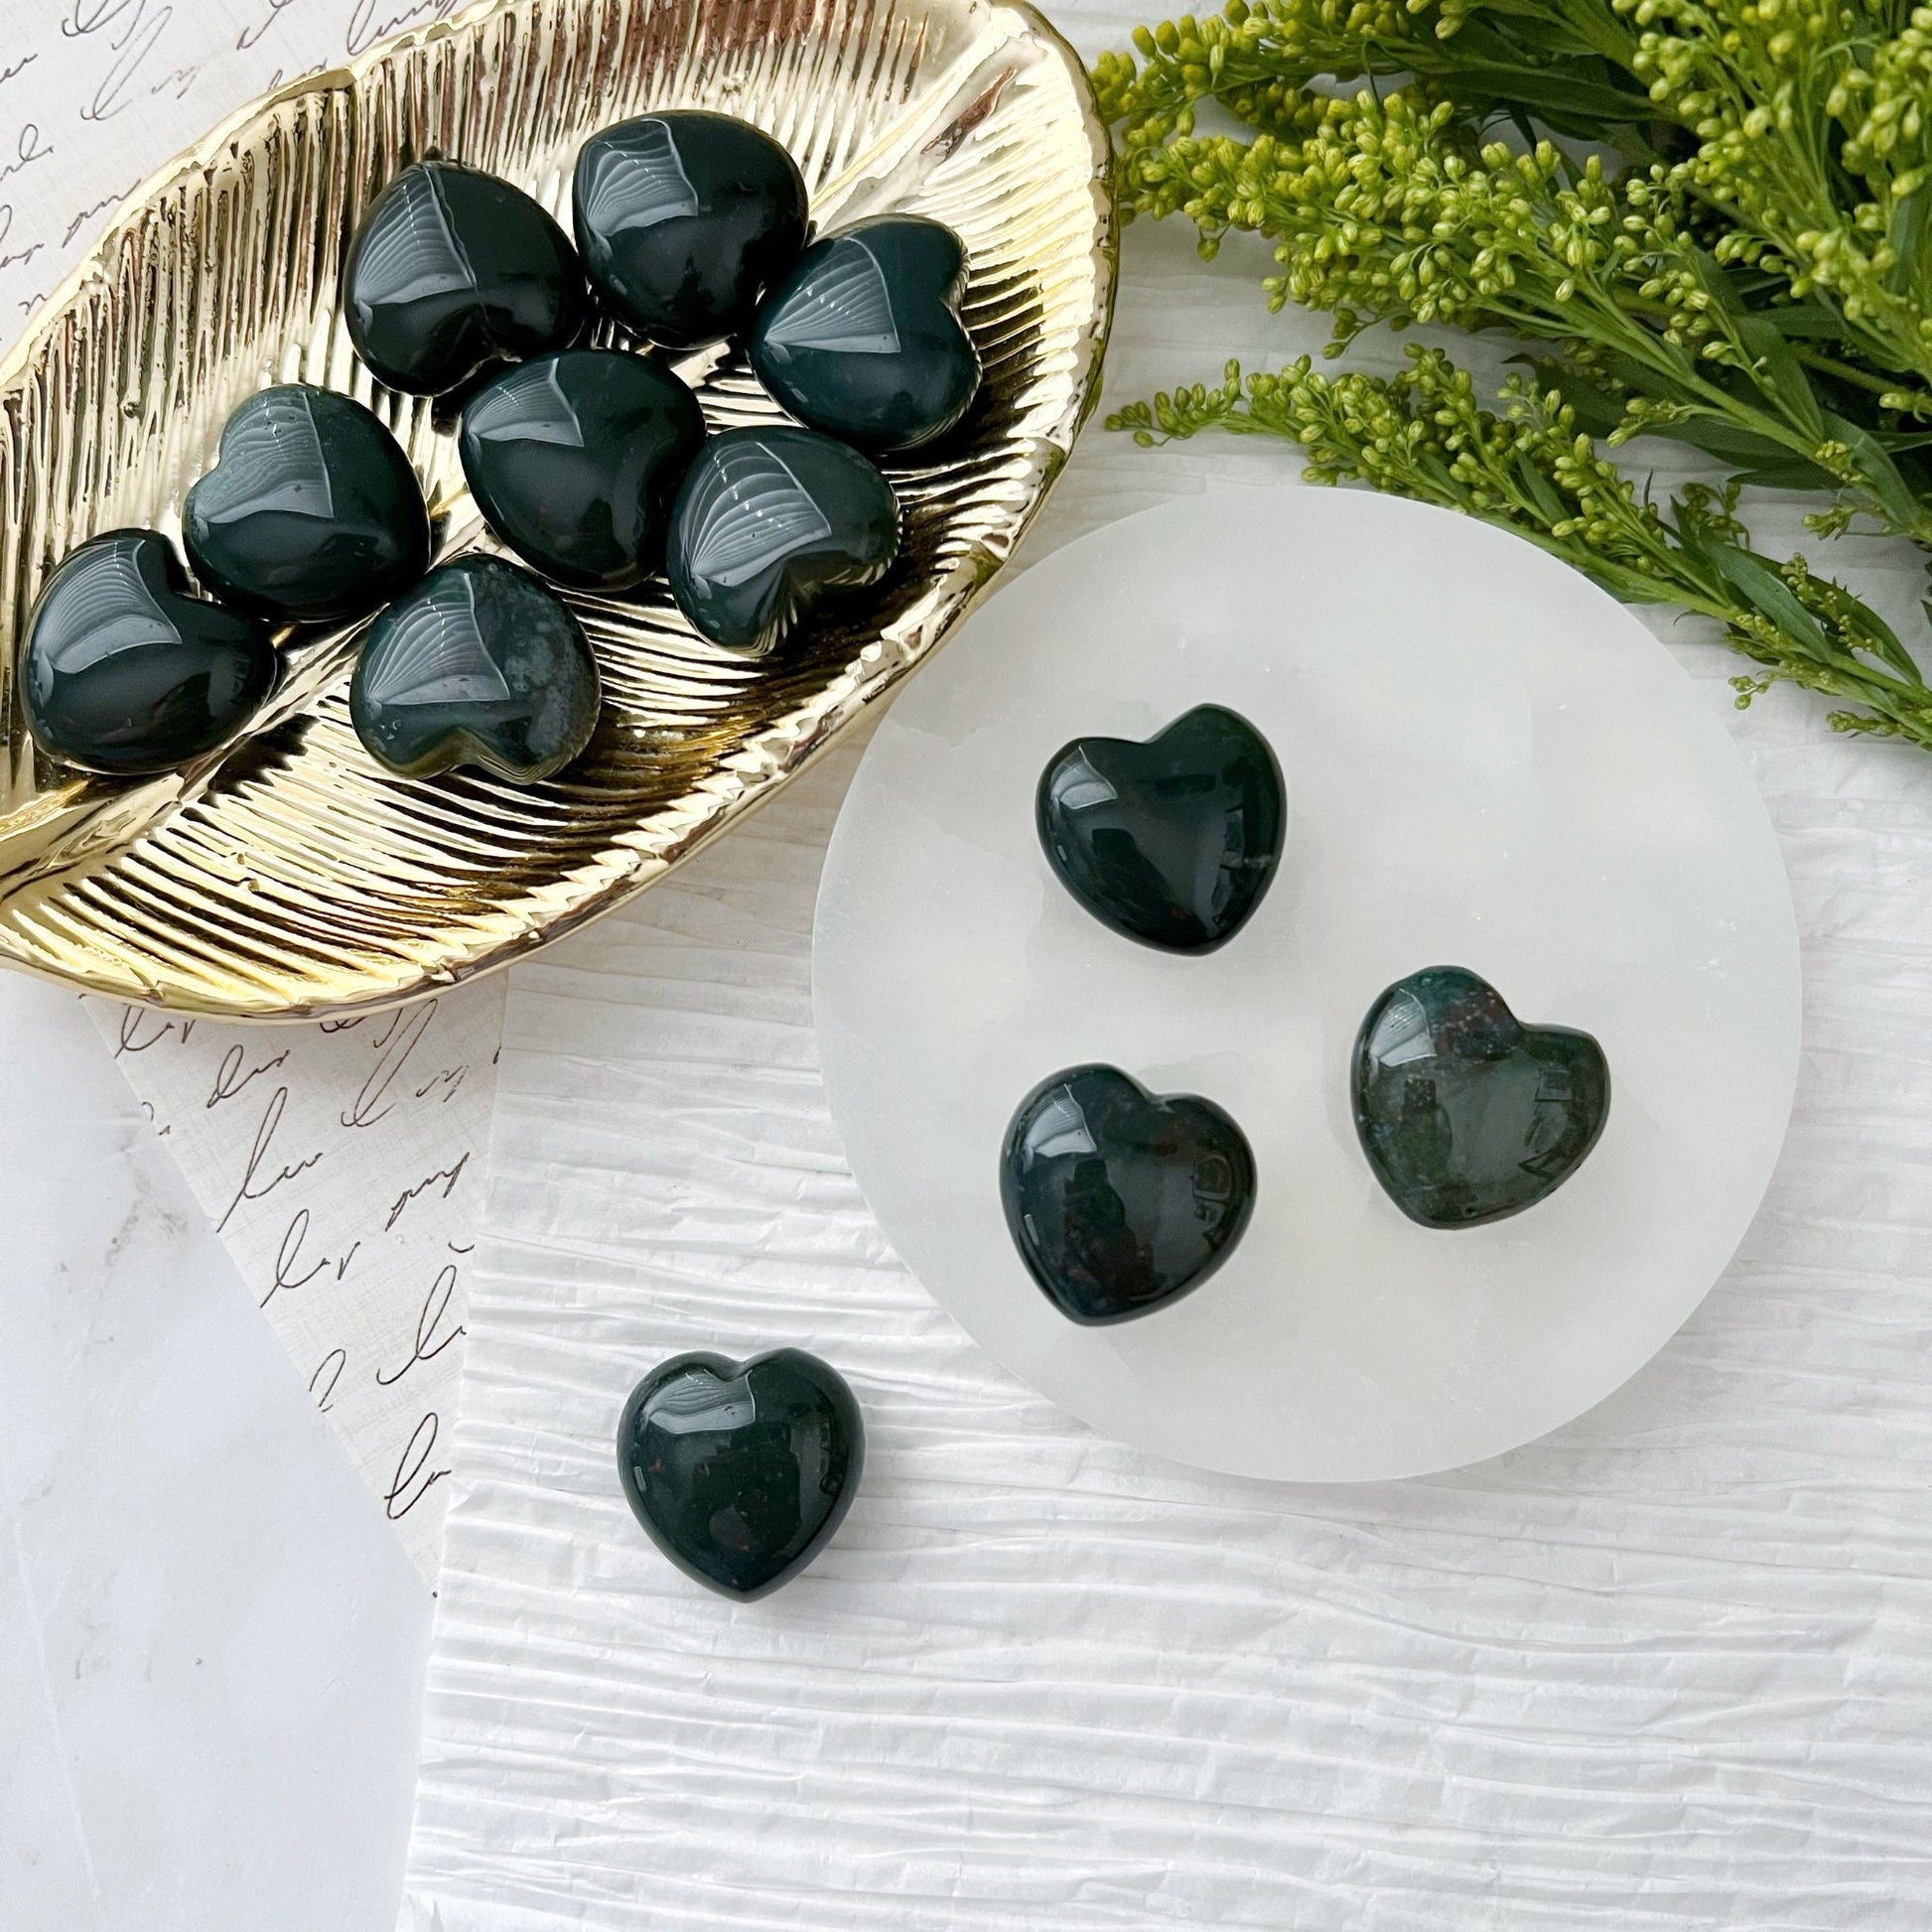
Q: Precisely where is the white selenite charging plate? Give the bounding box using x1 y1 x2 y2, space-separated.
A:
812 487 1801 1480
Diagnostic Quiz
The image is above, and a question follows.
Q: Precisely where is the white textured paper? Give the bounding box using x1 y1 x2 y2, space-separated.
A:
400 674 1932 1928
86 984 505 1582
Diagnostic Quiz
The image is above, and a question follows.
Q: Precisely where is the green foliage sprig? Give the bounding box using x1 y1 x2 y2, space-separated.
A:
1112 350 1932 743
1095 0 1932 746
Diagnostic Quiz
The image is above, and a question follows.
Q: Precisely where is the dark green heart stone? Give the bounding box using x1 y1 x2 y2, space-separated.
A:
1036 704 1285 955
618 1348 864 1600
22 528 277 777
574 111 808 350
183 384 431 624
348 555 600 782
1001 1064 1257 1324
1352 966 1610 1229
665 425 898 653
345 161 587 395
750 215 982 454
458 348 706 592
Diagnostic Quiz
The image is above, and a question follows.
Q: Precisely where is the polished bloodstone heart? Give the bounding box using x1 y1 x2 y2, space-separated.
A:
750 215 982 454
184 384 431 625
1035 704 1285 955
22 528 277 777
348 555 600 782
345 160 586 396
574 110 808 350
458 348 707 592
665 425 899 653
1352 966 1610 1229
1001 1063 1257 1324
618 1348 865 1600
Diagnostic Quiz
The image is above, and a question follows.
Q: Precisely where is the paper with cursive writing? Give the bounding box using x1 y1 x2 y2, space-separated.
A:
83 985 504 1583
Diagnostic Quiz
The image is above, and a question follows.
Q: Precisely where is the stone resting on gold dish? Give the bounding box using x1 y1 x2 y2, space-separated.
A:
458 348 707 594
21 530 279 778
344 158 588 396
665 426 901 656
183 384 431 626
0 0 1113 1018
573 110 810 350
348 556 602 783
750 215 983 454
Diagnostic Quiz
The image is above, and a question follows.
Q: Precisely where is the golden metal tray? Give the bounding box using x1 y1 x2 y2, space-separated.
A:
0 0 1113 1018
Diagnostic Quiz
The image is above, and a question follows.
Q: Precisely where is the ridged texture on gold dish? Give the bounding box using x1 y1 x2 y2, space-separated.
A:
0 0 1113 1017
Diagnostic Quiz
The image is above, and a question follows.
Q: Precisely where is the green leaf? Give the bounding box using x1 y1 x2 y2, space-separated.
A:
1842 599 1922 683
1422 17 1523 62
1445 12 1601 63
1594 339 1707 398
1720 265 1798 302
1512 453 1571 527
1754 303 1855 340
1418 24 1655 129
1624 413 1819 469
1725 456 1843 490
1824 411 1932 534
1707 546 1835 660
1731 315 1831 441
1519 360 1627 437
1665 498 1728 580
1682 251 1832 440
1884 184 1930 299
1443 69 1656 135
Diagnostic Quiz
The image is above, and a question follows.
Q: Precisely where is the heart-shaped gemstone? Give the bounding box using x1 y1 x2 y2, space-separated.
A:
574 111 808 350
184 384 431 625
750 215 982 454
459 348 707 592
22 529 277 777
345 160 586 396
666 425 898 653
618 1348 864 1600
1352 966 1610 1228
348 555 600 782
1036 705 1285 954
1001 1063 1257 1324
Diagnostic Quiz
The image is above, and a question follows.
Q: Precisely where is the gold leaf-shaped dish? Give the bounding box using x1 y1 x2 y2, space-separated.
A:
0 0 1113 1018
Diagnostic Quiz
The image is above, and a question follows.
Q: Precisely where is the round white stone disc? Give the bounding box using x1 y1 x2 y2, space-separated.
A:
813 488 1800 1480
